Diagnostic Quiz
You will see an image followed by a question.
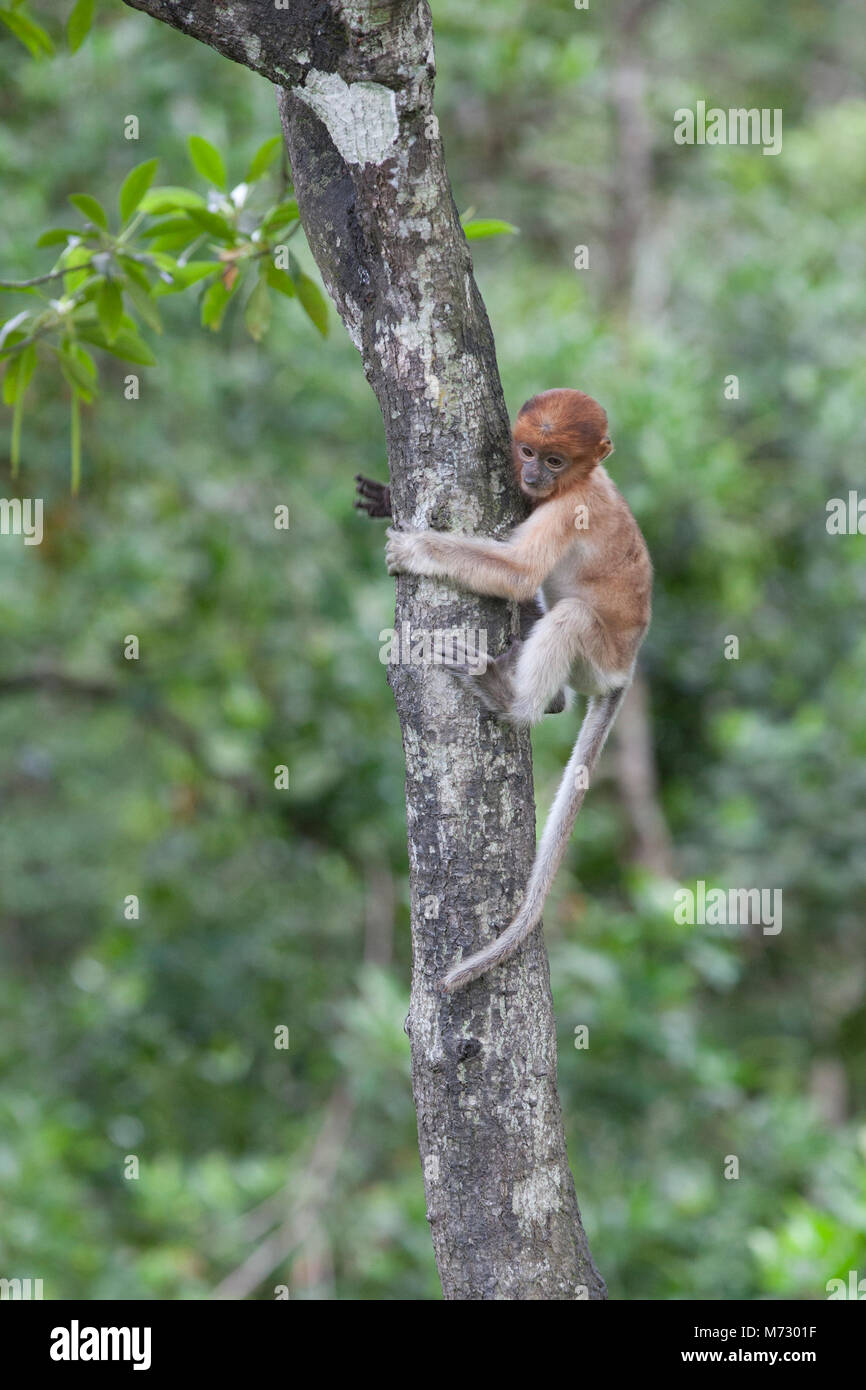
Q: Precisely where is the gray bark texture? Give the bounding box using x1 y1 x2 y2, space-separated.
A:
122 0 606 1301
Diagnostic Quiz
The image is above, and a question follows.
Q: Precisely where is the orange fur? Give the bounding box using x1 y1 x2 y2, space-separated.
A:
513 388 612 497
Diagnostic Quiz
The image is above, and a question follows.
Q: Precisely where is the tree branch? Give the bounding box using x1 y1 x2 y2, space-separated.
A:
121 0 310 86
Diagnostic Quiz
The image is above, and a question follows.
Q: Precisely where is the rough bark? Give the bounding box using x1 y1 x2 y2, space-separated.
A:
122 0 605 1300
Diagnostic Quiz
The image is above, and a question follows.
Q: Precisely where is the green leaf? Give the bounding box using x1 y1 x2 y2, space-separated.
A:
69 193 109 231
36 227 81 247
244 276 271 342
119 158 159 223
9 342 35 476
245 136 283 184
140 215 197 241
265 263 296 299
58 241 94 293
71 342 97 382
125 279 162 333
289 255 328 337
146 229 202 254
2 340 35 402
10 400 22 471
138 186 207 215
0 8 54 58
200 279 236 332
2 354 21 406
186 207 237 243
96 280 123 342
462 218 519 240
116 257 151 291
153 260 221 296
77 324 157 365
67 0 95 53
58 343 97 401
148 253 184 274
188 135 227 191
261 200 299 237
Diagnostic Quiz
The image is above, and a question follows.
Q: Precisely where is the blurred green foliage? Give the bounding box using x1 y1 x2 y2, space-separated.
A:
0 0 865 1300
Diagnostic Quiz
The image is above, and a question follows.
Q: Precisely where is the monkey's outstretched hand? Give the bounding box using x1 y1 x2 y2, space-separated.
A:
354 474 392 518
384 527 418 575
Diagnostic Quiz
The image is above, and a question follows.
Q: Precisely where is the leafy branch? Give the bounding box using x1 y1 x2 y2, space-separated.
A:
0 17 517 493
0 133 328 490
0 0 95 59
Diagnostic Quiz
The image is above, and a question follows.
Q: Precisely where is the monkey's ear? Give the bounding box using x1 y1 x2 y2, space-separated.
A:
598 435 614 461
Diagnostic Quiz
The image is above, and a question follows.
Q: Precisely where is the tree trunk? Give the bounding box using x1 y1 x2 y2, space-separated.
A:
122 0 605 1300
606 0 673 877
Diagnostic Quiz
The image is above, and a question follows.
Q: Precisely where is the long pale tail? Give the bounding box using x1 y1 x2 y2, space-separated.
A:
440 687 628 993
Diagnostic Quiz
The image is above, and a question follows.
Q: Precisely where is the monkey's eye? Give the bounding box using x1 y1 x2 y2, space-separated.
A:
519 444 534 460
545 456 566 471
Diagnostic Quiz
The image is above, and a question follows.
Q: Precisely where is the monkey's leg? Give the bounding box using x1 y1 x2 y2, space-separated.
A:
518 595 544 641
467 642 521 715
443 633 567 718
507 599 609 725
435 632 517 710
440 594 568 716
518 596 568 714
545 687 568 715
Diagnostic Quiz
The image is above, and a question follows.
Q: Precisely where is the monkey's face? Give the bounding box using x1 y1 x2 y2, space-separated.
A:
513 439 568 498
513 389 612 500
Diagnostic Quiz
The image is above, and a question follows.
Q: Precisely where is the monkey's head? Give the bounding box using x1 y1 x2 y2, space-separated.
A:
512 389 613 500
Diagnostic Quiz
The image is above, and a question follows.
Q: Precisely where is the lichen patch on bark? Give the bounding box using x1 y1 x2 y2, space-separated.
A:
296 70 399 166
512 1164 563 1227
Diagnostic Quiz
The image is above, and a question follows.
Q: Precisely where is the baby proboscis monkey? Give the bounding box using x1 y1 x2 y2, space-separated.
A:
357 389 652 992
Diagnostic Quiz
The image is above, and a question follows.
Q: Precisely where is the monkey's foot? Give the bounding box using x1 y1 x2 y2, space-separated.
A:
436 633 488 677
468 651 518 716
354 474 392 519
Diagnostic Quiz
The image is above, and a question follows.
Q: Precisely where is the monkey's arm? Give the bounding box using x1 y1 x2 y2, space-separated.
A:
385 527 544 602
385 503 576 603
359 481 547 644
354 474 392 518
